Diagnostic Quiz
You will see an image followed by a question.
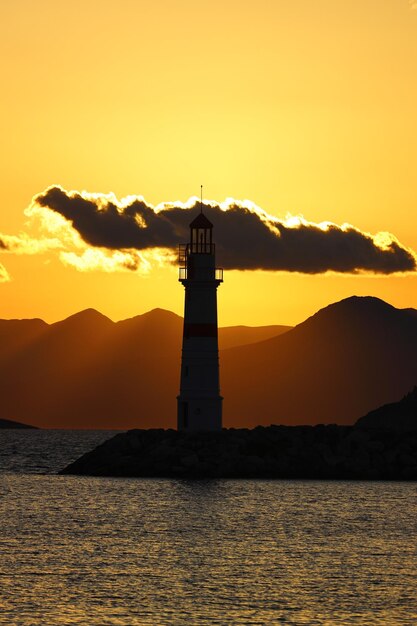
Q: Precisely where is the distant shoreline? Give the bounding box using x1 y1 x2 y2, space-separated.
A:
0 418 38 429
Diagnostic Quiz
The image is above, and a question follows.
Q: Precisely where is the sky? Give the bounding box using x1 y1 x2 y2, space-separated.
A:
0 0 416 326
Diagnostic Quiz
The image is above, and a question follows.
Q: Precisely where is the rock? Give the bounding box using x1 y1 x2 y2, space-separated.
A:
180 454 199 468
59 425 417 481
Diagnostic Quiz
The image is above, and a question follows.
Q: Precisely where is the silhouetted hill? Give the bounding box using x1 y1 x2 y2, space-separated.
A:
0 309 288 428
0 318 48 359
0 309 179 428
1 297 416 428
355 387 417 430
54 308 113 330
218 324 290 350
221 296 417 426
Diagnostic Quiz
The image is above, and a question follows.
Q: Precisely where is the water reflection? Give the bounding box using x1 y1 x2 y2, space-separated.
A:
1 475 416 625
1 432 417 625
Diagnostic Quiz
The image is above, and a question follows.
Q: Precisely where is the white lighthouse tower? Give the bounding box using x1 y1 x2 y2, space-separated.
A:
177 199 223 431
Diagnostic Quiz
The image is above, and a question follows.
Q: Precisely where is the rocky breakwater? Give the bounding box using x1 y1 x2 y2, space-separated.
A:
60 425 417 480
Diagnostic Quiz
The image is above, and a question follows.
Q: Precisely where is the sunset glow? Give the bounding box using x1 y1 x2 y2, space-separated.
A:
1 0 416 325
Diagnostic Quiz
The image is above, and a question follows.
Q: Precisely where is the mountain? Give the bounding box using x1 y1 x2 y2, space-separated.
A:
355 387 417 430
219 324 290 350
221 296 417 426
0 318 48 359
0 309 289 428
1 296 416 429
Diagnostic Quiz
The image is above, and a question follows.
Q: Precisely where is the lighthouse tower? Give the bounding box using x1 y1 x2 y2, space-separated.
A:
177 204 223 431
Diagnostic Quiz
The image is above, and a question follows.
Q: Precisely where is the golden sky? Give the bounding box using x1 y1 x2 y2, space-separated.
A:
0 0 416 326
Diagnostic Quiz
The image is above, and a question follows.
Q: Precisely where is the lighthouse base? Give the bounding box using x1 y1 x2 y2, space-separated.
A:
177 396 223 431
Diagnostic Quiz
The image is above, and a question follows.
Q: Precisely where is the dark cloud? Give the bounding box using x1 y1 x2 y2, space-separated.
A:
34 186 416 274
0 238 7 250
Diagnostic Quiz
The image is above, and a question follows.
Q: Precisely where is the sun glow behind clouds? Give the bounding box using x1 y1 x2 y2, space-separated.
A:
60 249 148 273
0 185 416 283
0 191 181 277
60 247 175 274
27 186 417 274
0 263 10 283
0 232 63 255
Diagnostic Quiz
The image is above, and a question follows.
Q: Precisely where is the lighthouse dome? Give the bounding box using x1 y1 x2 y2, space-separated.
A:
190 212 213 229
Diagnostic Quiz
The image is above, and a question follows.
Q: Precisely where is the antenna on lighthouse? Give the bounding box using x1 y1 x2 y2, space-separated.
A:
200 185 203 213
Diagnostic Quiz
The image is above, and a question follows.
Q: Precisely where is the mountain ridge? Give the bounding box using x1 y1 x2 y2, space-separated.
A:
0 296 415 429
220 295 417 426
356 386 417 430
0 308 291 428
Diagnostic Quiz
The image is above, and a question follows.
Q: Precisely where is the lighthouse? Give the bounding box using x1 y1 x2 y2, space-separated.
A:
177 201 223 431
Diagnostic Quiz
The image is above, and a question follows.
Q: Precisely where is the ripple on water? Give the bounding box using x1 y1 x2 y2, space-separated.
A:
0 475 417 625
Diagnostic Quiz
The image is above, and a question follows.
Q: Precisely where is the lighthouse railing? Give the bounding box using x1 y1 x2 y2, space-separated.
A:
178 244 188 266
190 242 215 254
179 243 216 261
179 267 223 281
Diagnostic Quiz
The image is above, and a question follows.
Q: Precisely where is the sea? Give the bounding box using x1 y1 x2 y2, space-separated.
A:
0 430 417 626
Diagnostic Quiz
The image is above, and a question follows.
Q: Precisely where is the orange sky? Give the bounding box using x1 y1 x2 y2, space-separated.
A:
0 0 416 326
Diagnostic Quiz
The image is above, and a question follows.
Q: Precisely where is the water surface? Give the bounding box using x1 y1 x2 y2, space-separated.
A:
0 431 416 625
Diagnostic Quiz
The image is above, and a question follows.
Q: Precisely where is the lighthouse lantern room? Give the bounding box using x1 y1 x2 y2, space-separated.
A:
177 203 223 431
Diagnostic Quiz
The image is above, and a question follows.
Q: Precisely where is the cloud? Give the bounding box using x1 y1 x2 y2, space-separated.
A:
410 0 417 10
30 185 416 275
0 262 10 283
0 233 63 255
59 247 173 274
0 195 177 276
